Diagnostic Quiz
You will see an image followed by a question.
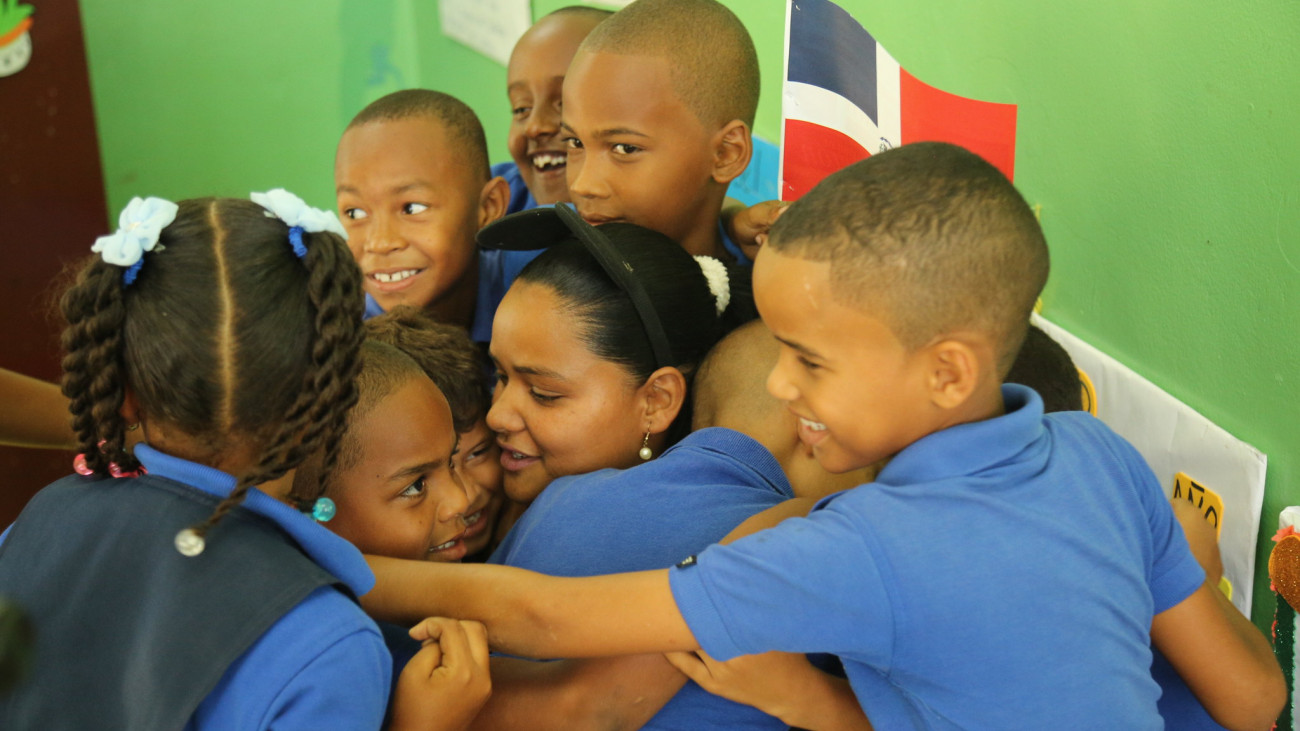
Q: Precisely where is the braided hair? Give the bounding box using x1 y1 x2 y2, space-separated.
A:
59 197 365 539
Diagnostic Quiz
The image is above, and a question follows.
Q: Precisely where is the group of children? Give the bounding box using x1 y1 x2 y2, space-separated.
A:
0 0 1286 729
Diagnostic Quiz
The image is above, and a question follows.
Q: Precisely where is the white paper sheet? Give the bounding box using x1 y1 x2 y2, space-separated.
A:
439 0 532 66
1034 315 1267 615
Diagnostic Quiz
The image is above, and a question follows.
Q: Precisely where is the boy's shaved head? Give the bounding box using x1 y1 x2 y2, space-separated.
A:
692 320 781 435
346 89 490 181
581 0 759 127
769 142 1049 375
364 305 489 434
545 5 613 22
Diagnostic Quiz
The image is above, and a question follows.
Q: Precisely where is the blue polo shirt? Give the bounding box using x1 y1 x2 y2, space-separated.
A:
670 385 1204 730
131 446 391 730
490 428 792 729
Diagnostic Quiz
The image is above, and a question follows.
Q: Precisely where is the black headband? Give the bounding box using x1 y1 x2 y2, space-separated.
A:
476 204 674 370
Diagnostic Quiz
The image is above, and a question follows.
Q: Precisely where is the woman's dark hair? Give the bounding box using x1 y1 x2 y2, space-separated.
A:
515 223 756 445
59 197 365 538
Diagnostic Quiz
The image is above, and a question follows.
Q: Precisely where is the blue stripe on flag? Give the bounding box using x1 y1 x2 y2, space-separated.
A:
787 0 880 125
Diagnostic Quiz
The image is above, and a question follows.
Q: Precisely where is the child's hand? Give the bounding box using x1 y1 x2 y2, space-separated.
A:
1171 498 1223 584
390 617 492 731
665 649 872 730
723 200 789 261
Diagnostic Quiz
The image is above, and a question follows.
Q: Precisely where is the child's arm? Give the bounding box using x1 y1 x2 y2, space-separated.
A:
665 650 872 731
465 654 686 730
0 368 75 449
390 617 492 731
1151 583 1284 731
363 557 697 659
1150 503 1285 731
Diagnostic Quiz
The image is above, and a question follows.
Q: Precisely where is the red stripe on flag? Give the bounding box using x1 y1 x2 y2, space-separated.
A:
899 70 1018 181
781 119 872 201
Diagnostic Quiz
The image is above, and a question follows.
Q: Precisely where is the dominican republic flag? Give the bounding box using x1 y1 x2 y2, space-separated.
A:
780 0 1018 200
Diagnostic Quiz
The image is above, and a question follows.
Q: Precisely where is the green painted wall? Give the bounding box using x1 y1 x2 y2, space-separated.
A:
81 0 1298 627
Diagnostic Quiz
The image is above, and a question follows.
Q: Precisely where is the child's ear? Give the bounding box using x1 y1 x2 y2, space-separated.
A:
477 176 510 229
119 387 142 426
925 337 986 410
640 367 688 435
710 120 752 185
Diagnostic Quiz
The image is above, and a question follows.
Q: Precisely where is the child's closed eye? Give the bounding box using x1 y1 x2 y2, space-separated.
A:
530 389 560 404
512 105 531 120
797 356 822 372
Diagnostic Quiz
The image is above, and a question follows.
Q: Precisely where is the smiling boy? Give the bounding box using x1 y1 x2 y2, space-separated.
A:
494 6 611 212
335 90 531 344
362 143 1285 730
561 0 758 263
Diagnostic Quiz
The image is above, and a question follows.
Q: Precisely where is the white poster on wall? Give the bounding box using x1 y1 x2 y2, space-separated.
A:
1034 314 1268 616
439 0 532 66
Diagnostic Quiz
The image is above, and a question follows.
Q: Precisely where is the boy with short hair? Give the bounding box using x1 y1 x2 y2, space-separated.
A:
365 306 514 559
363 143 1285 730
335 89 533 344
496 6 612 212
561 0 759 264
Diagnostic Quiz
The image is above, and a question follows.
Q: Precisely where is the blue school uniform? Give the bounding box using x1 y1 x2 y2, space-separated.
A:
362 248 540 344
492 161 539 215
669 385 1205 730
0 445 389 730
490 427 793 730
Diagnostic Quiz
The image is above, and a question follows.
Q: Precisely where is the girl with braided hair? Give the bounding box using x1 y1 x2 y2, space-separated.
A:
0 191 460 729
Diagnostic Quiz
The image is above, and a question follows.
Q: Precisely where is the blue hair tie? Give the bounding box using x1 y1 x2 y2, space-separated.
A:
288 226 308 259
122 260 144 286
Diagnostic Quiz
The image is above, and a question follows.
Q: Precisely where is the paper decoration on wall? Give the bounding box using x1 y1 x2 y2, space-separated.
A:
1078 368 1098 416
0 0 34 77
439 0 531 67
1035 315 1267 616
779 0 1017 200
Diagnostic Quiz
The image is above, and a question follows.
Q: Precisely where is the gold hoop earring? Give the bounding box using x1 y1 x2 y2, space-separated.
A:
638 431 653 461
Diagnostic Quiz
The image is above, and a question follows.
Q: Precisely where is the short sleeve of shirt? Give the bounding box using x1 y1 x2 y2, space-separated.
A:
1111 437 1205 613
669 496 894 665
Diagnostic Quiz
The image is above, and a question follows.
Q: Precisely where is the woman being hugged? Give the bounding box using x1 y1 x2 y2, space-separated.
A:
386 205 764 730
484 204 755 508
0 192 465 730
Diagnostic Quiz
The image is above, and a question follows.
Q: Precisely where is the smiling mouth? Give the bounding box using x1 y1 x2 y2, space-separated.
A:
371 269 420 284
799 417 827 432
530 151 567 172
